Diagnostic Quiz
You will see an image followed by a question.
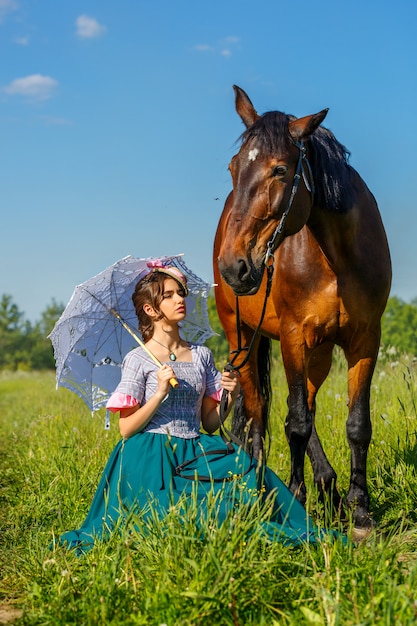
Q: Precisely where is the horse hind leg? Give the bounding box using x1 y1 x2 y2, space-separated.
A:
306 344 343 515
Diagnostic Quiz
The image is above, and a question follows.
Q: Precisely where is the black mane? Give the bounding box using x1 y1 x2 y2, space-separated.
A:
240 111 355 213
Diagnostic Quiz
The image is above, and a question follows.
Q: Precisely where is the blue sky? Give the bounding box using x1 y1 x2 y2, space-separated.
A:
1 0 416 323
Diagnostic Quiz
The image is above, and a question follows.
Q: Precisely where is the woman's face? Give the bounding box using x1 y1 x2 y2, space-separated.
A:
156 277 187 323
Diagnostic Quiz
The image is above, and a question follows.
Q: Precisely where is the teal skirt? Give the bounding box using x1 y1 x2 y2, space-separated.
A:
58 432 322 553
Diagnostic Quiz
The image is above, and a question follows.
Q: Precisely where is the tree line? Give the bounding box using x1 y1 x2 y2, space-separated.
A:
0 293 416 372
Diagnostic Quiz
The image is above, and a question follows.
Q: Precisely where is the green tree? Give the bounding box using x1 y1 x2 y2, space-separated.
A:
0 295 28 369
36 299 64 337
30 300 65 370
0 294 24 332
381 296 417 356
0 296 64 371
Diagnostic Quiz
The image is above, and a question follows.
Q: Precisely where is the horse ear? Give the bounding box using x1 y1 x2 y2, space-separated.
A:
233 85 260 128
289 109 329 142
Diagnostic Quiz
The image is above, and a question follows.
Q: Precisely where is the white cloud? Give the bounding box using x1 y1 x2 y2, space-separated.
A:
14 35 29 45
0 0 18 23
39 115 73 126
194 44 212 52
194 36 240 57
4 74 58 101
75 14 106 39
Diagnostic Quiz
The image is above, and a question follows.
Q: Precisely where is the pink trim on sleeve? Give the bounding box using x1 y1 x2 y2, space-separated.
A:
106 392 139 413
208 389 223 402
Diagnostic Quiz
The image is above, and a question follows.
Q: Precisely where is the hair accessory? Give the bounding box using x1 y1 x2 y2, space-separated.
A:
146 261 189 296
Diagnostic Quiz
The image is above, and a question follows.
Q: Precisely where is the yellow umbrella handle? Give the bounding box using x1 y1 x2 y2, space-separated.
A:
110 310 179 388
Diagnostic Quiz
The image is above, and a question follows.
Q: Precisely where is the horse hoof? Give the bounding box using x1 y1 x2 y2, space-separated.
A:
351 525 375 543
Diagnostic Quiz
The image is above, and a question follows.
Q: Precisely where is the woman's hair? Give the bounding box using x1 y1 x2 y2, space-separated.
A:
132 270 187 341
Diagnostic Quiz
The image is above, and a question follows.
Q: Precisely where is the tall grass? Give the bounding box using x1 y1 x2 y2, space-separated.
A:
1 350 417 625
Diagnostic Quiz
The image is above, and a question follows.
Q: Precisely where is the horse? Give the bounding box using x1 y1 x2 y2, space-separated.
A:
213 85 392 530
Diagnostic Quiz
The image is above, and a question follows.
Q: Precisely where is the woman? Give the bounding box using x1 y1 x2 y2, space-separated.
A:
57 265 324 552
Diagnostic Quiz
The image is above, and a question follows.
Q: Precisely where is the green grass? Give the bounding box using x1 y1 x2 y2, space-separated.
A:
1 350 417 625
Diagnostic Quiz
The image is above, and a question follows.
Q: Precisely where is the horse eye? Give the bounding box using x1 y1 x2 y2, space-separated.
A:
272 165 288 177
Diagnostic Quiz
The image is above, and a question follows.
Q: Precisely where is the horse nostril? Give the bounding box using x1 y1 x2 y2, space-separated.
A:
236 258 250 282
218 256 258 294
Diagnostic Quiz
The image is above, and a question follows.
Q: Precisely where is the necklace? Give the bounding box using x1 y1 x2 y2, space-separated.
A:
151 337 179 361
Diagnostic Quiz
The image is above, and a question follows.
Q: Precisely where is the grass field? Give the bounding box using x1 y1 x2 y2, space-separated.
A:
1 347 417 625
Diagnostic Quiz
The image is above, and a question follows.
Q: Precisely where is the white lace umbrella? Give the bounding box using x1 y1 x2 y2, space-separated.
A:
49 255 215 414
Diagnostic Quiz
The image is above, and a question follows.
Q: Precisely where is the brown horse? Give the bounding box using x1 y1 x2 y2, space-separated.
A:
213 85 392 529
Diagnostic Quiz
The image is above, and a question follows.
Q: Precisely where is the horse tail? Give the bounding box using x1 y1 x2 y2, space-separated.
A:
258 335 272 454
231 335 272 453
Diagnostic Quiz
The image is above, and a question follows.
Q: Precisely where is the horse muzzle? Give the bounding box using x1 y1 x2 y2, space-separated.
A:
217 257 263 296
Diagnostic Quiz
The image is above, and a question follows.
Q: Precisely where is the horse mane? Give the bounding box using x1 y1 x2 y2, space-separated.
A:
239 111 355 213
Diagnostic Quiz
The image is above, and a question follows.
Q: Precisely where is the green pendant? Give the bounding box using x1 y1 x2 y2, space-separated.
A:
169 353 177 362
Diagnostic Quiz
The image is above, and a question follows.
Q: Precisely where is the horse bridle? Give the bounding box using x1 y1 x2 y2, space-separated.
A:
229 140 315 372
264 140 315 266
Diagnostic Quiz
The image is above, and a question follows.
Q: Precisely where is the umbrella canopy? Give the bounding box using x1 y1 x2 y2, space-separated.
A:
49 255 216 413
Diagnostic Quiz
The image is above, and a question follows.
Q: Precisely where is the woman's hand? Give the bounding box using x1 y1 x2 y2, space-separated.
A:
156 363 176 398
220 369 240 401
119 364 175 439
201 369 240 434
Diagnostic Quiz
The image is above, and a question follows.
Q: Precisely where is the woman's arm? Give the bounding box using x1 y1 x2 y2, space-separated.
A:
119 363 174 439
201 370 240 434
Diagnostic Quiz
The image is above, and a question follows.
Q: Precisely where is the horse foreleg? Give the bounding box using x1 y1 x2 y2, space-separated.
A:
306 345 342 512
283 372 312 506
345 351 376 529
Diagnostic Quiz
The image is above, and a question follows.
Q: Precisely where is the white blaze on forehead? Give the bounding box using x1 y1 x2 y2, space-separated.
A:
248 148 259 162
